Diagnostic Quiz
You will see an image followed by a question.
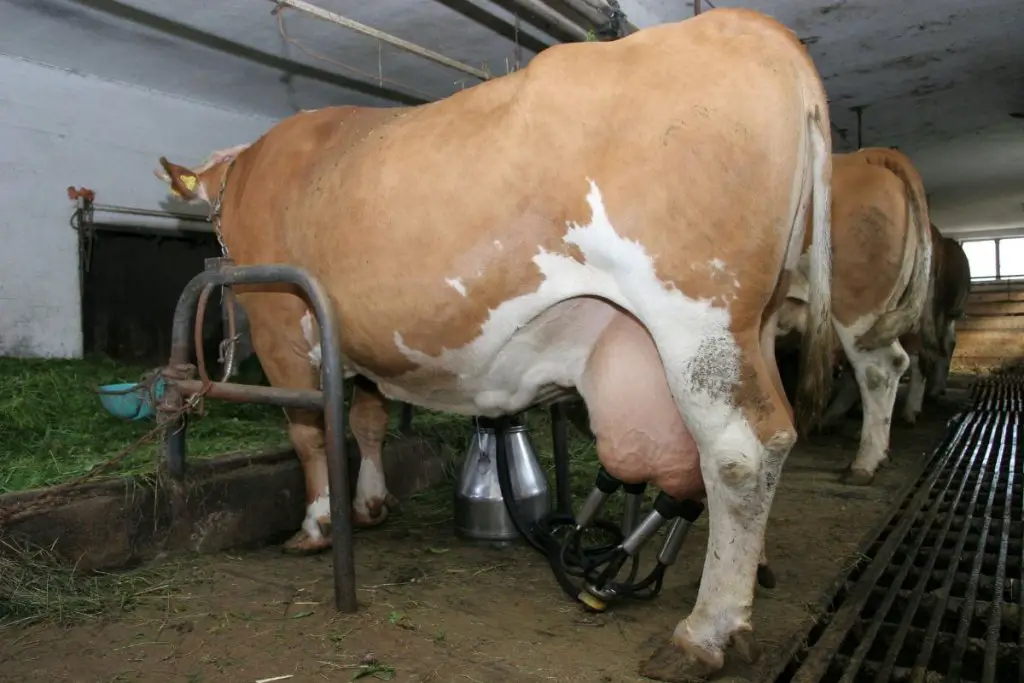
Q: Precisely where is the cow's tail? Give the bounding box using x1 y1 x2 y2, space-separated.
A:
794 104 834 435
853 149 935 351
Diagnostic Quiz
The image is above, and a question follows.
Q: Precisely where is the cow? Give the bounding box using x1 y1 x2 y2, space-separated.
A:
822 224 972 428
775 148 933 485
900 228 971 419
153 8 834 674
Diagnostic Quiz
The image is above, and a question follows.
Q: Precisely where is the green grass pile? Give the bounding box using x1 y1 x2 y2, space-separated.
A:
0 356 289 494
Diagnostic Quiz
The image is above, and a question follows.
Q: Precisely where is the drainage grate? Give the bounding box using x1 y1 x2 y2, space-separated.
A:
768 376 1024 683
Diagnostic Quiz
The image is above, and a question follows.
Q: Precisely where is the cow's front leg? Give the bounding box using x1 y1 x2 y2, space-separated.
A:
283 411 333 554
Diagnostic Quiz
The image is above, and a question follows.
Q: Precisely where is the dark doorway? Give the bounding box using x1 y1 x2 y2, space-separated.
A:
79 223 224 369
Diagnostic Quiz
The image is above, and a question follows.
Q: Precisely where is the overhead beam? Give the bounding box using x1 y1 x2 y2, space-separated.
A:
273 0 493 81
67 0 426 105
506 0 590 41
430 0 553 52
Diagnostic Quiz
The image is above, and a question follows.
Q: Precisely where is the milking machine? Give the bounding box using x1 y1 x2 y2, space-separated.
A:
465 408 708 612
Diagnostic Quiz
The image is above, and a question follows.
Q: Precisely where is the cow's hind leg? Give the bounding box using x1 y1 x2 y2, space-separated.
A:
902 352 926 425
660 329 795 674
350 376 396 526
837 323 910 486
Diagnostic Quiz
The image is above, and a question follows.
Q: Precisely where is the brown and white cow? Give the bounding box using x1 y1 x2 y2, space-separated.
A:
776 148 933 485
154 8 834 673
900 226 972 421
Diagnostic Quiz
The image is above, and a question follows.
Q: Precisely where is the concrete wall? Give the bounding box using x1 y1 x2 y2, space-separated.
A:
0 54 277 358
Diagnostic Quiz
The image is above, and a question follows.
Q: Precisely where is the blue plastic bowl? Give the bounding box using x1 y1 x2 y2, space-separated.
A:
97 379 166 421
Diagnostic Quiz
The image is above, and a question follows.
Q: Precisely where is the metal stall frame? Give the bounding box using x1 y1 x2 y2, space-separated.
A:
157 258 357 612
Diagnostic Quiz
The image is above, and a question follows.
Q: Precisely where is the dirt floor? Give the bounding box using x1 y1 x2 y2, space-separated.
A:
0 387 970 683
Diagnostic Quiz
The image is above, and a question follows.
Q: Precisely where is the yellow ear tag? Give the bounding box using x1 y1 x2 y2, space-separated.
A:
181 174 198 192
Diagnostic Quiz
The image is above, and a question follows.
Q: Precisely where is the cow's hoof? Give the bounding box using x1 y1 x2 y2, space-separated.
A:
901 412 919 427
841 467 875 487
641 641 721 682
353 498 391 527
642 625 759 682
282 529 332 555
757 563 777 589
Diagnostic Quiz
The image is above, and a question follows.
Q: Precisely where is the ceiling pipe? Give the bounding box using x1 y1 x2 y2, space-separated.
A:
271 0 492 81
506 0 592 41
556 0 639 36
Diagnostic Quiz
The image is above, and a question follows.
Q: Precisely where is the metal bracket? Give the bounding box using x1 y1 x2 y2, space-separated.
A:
157 261 356 612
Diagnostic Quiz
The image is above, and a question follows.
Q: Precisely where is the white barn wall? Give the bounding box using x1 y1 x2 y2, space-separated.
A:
0 54 277 358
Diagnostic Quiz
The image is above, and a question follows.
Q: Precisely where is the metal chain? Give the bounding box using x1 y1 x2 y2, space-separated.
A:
209 156 238 258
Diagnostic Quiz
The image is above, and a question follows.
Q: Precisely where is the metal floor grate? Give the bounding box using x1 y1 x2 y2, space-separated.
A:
768 376 1024 683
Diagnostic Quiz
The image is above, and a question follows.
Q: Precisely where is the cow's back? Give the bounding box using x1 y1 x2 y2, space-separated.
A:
268 8 828 379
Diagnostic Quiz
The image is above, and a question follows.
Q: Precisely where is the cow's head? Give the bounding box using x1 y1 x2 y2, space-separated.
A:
153 143 251 205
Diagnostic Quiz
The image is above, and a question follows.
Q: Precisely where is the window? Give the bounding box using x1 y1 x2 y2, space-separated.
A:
998 238 1024 278
961 237 1024 281
963 239 997 280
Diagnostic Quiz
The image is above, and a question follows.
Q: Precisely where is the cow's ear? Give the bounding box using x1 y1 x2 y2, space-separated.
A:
154 156 203 201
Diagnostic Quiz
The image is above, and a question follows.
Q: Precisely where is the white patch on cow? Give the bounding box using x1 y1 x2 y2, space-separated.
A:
387 178 742 435
353 458 387 520
709 258 726 272
302 488 330 541
494 240 503 250
446 278 467 296
300 311 322 370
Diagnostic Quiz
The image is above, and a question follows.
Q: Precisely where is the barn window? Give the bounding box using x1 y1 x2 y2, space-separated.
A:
962 237 1024 282
997 237 1024 278
963 239 997 280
